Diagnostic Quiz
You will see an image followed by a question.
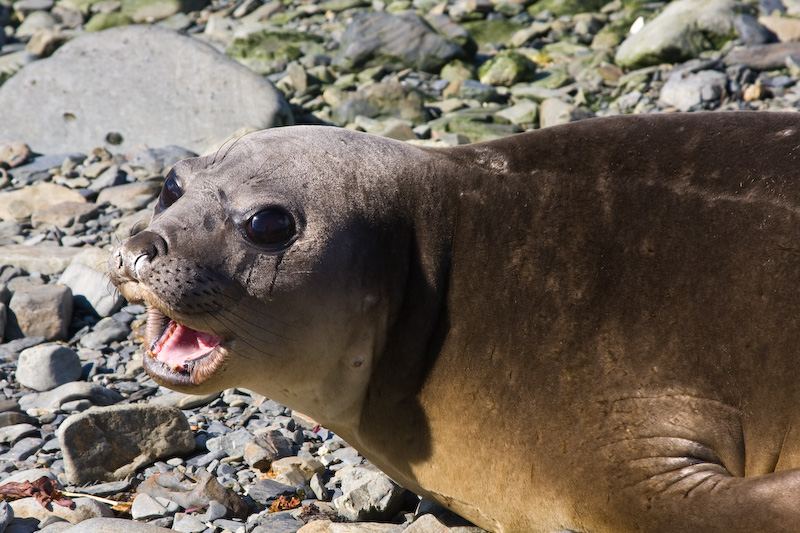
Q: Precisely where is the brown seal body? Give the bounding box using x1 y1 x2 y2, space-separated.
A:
109 112 800 532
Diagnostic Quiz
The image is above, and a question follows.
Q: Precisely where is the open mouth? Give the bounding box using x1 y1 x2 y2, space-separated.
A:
143 306 226 388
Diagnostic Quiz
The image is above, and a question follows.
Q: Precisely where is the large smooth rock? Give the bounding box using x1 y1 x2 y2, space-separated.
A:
615 0 743 69
0 25 292 155
58 404 196 485
723 41 800 69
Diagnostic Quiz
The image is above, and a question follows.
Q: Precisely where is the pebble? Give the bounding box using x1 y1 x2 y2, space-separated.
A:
0 0 798 529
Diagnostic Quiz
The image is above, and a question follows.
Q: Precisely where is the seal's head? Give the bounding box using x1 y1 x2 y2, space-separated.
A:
108 126 438 425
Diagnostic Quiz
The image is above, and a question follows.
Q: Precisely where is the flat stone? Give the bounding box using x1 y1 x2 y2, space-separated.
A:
206 428 254 458
0 412 36 428
10 497 113 525
60 517 174 532
0 437 45 461
0 245 84 276
0 469 57 487
16 344 82 391
0 424 39 444
247 478 297 505
172 514 207 532
250 513 304 533
295 521 401 533
0 25 292 155
0 183 86 223
77 480 131 496
5 284 72 342
724 41 800 69
95 181 161 210
495 100 539 125
130 493 167 520
58 404 196 485
30 202 99 230
18 381 123 415
148 391 220 409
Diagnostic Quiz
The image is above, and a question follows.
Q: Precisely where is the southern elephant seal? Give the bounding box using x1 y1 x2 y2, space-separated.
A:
109 112 800 532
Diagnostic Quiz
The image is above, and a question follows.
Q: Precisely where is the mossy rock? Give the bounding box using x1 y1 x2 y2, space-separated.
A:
441 58 477 83
317 0 367 11
615 0 745 69
429 113 522 142
478 50 537 86
227 27 325 75
84 12 133 30
527 64 571 89
527 0 607 16
461 19 525 49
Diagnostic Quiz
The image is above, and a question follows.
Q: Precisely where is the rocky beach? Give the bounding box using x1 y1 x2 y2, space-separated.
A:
0 0 798 529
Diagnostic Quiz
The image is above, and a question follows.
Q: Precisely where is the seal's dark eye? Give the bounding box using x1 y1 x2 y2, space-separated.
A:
156 171 182 212
246 208 295 247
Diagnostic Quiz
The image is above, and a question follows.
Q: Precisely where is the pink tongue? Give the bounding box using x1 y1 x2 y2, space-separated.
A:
151 321 221 369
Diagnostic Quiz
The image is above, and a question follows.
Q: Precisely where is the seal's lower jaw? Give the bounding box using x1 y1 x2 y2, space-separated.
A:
142 307 227 391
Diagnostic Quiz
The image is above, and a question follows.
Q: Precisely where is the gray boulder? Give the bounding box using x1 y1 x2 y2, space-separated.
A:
615 0 743 69
0 25 292 155
335 11 464 73
58 404 196 485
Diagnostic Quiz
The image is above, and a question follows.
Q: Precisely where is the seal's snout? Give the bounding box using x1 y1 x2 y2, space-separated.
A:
108 230 167 285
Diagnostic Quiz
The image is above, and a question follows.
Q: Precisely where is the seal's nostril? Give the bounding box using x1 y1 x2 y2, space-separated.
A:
134 254 149 279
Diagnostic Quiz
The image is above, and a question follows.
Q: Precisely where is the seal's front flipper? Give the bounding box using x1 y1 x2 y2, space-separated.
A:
587 395 800 532
606 463 800 532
